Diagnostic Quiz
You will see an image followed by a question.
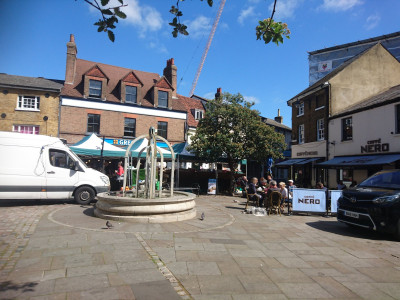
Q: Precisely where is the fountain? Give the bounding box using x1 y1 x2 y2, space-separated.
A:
94 127 196 223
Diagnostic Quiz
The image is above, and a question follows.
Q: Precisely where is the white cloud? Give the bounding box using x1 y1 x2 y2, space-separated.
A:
244 95 260 104
238 6 256 25
320 0 363 12
186 15 212 38
269 0 303 19
365 13 380 30
148 41 168 54
88 0 163 35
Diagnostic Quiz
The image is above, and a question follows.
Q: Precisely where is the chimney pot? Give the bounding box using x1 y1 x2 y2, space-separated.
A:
70 34 75 43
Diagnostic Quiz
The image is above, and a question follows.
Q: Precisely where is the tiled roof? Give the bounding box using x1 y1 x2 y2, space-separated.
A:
262 117 292 131
62 59 180 109
287 43 378 105
332 84 400 118
176 94 205 127
0 73 63 92
309 31 400 55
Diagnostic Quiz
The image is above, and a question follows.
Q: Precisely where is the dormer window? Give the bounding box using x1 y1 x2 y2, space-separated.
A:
89 80 102 98
126 85 137 104
195 109 204 120
158 91 168 108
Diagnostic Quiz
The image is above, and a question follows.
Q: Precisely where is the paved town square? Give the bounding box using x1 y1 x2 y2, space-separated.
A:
1 196 400 300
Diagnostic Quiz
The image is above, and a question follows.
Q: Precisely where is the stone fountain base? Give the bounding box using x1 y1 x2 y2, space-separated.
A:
94 191 196 223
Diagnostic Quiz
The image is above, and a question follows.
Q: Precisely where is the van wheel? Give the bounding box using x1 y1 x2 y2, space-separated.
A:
74 187 95 205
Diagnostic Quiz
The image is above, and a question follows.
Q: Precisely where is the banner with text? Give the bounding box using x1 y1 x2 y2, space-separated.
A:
292 188 326 213
207 179 217 195
330 190 342 213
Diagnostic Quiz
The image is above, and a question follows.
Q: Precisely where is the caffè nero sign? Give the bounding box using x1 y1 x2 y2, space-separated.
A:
361 139 389 154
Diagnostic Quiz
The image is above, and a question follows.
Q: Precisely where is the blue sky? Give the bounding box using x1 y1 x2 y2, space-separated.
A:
1 0 399 127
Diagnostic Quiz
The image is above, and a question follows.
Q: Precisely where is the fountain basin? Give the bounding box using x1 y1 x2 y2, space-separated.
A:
94 191 196 223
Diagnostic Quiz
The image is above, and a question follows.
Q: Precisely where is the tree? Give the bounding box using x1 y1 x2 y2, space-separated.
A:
188 92 286 195
84 0 290 44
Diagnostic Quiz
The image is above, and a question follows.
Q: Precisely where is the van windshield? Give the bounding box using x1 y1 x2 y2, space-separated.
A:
358 171 400 189
69 150 87 169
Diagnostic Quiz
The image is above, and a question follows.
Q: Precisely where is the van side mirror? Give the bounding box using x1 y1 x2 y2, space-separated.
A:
74 161 80 171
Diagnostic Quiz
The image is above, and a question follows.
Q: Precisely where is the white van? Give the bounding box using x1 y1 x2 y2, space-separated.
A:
0 132 110 204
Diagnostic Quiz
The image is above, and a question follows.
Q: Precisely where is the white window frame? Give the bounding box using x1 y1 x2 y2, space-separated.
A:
195 109 204 120
16 95 40 111
89 79 102 98
317 118 324 141
297 102 304 116
298 124 304 144
13 125 39 135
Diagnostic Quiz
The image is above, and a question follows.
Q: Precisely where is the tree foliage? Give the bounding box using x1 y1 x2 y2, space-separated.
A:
188 92 286 194
83 0 290 45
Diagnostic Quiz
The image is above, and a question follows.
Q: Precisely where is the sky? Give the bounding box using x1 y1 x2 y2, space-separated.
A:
1 0 399 128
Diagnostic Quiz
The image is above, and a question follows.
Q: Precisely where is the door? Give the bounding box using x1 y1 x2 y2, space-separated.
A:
45 148 80 199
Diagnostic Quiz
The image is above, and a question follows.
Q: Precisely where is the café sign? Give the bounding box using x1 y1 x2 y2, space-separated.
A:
105 138 132 146
361 139 389 154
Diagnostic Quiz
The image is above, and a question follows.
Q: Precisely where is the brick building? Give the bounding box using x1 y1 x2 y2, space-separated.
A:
60 34 204 146
286 42 400 188
0 74 63 136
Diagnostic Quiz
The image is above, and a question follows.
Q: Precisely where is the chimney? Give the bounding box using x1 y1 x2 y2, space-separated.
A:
275 109 283 124
65 34 77 85
163 58 177 98
215 87 222 99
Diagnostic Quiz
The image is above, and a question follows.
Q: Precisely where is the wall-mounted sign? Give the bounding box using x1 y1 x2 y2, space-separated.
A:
105 138 132 146
318 61 332 73
297 151 318 157
361 139 389 154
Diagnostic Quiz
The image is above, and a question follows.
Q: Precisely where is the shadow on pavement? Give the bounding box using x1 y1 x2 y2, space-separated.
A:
225 206 245 210
0 280 38 293
0 199 76 207
306 220 396 241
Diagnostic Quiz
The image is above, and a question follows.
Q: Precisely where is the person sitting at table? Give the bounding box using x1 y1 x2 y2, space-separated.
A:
279 182 288 211
287 180 296 215
316 182 327 191
247 177 262 206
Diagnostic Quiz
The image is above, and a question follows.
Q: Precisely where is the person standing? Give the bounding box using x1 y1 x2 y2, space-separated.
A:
115 161 124 191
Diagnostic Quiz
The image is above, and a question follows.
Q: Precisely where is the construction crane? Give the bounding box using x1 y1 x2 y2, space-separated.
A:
189 0 226 97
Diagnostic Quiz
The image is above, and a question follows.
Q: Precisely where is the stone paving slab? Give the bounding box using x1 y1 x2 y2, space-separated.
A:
1 196 400 299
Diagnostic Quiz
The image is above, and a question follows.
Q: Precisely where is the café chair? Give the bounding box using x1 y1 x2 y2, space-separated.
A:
244 192 259 211
267 191 282 216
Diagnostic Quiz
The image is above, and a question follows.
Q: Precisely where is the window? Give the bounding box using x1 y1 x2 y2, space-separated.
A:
87 114 100 134
17 96 40 111
317 118 324 141
195 109 204 120
158 91 168 108
125 85 137 104
342 117 352 141
316 94 325 109
157 121 168 139
89 80 102 98
297 102 304 116
396 104 400 134
13 125 39 135
298 124 304 144
49 149 75 169
124 118 136 137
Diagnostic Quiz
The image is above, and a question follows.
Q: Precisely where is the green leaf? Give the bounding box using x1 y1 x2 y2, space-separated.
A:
101 0 110 6
101 9 113 15
107 30 115 42
115 9 127 19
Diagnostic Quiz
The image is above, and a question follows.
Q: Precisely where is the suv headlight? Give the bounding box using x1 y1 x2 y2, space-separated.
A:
372 194 400 204
100 176 110 185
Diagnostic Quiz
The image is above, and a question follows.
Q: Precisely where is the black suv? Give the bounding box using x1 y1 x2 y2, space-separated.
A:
337 169 400 240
